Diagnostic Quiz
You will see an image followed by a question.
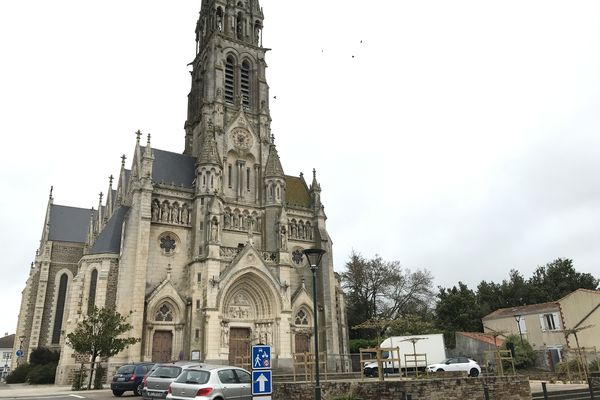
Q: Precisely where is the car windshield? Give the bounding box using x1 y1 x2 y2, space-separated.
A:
175 370 210 384
117 365 135 374
151 366 182 379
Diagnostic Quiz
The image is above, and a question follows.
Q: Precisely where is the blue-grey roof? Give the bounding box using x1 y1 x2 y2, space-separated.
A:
89 206 130 254
142 147 196 187
48 205 93 243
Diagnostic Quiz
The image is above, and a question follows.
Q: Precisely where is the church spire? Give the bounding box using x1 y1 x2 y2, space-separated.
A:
198 128 222 167
264 138 284 178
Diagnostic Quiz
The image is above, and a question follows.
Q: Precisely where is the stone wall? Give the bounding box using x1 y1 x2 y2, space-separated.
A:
273 376 531 400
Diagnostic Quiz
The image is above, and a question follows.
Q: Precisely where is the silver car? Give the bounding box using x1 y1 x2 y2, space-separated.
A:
166 366 252 400
143 362 202 400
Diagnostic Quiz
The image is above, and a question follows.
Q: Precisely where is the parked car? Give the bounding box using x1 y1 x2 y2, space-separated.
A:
111 363 155 397
142 361 202 400
426 357 481 377
166 365 252 400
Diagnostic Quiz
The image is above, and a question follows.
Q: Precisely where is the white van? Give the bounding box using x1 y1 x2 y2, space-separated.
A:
363 334 446 376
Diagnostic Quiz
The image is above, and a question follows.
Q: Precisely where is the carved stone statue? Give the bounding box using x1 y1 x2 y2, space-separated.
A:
171 204 180 224
161 202 169 222
280 226 287 250
152 202 159 221
181 206 189 225
211 219 219 241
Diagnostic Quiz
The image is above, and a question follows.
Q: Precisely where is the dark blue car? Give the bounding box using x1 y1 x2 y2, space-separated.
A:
111 363 155 397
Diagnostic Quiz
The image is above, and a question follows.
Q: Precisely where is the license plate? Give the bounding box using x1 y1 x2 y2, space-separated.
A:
117 377 126 382
148 391 164 398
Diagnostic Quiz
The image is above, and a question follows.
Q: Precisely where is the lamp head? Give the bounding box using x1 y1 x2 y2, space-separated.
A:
302 248 326 271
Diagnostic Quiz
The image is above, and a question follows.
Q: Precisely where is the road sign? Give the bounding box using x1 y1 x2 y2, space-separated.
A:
252 370 272 395
251 345 271 370
15 350 23 357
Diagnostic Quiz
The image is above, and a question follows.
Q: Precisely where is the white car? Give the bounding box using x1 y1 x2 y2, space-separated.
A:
426 357 481 377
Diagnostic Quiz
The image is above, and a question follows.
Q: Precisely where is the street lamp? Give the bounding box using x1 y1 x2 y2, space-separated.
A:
513 315 524 345
302 248 326 400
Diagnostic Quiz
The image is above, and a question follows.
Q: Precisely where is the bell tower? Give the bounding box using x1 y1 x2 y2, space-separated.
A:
184 0 271 179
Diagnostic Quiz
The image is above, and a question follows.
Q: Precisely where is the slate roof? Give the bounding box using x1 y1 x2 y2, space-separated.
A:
0 334 14 349
457 332 505 347
48 204 93 243
482 301 560 320
285 175 311 207
89 206 130 255
142 147 196 187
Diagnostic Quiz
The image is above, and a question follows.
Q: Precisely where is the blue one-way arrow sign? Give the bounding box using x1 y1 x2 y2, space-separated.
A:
252 370 272 395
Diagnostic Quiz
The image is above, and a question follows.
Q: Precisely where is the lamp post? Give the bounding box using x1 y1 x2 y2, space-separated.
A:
302 248 326 400
513 315 524 345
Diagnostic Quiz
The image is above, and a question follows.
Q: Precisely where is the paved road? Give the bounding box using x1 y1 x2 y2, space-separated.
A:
0 387 117 400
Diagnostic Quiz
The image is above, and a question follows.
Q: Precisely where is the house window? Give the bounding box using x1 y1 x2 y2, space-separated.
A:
540 313 560 331
195 329 200 340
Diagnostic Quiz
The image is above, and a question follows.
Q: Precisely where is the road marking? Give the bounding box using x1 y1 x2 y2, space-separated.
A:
69 395 86 399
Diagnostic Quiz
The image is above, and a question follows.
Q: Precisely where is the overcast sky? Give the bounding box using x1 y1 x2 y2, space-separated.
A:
1 0 600 337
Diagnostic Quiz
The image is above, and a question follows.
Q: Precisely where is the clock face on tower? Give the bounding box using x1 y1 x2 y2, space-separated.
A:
231 128 253 150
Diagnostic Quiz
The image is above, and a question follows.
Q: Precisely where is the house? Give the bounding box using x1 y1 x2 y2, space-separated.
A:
0 334 15 378
482 289 600 370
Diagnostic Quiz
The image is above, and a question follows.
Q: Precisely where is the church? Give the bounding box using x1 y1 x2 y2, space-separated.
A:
13 0 349 384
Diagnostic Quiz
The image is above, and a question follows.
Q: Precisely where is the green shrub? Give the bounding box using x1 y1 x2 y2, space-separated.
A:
349 338 379 354
93 364 105 390
556 358 581 374
589 359 599 372
5 363 31 383
71 365 88 391
29 347 60 366
504 335 536 369
26 363 57 384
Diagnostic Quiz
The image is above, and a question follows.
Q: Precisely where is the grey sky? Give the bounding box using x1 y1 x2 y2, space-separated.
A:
1 0 599 337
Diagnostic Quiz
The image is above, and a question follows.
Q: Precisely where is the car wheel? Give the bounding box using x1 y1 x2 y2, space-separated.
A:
469 368 479 377
436 368 444 372
134 383 143 396
112 390 124 397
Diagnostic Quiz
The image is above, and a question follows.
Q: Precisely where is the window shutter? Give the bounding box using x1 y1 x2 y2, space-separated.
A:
552 312 561 330
539 314 546 332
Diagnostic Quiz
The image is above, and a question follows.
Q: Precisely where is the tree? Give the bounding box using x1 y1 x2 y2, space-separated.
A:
528 258 599 303
341 251 434 338
66 306 140 389
435 282 482 348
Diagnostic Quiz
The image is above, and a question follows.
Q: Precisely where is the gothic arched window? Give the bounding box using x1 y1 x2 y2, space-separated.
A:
225 56 235 105
52 273 69 344
87 269 98 314
216 7 223 32
155 303 174 322
295 309 309 326
241 60 251 109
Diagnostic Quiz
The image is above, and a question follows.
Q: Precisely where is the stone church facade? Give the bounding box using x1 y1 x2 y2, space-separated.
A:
13 0 349 384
